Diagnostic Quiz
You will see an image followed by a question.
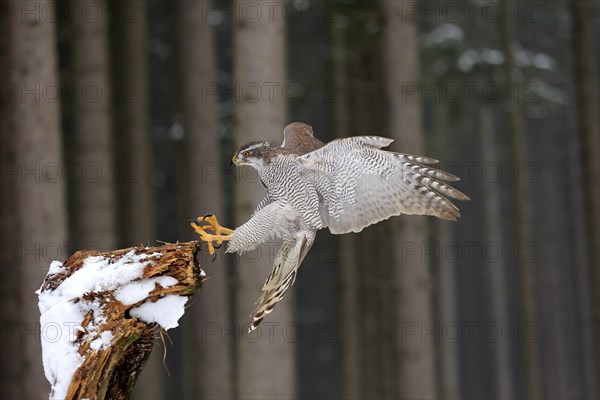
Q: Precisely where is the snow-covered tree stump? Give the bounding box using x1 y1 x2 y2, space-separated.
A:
37 241 204 400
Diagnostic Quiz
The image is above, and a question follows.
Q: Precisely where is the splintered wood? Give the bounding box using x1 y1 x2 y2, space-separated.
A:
37 241 204 400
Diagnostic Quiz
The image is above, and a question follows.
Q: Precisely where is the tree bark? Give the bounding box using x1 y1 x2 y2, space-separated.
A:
176 0 232 398
571 3 600 398
381 1 437 398
433 104 461 400
4 1 69 398
71 0 116 251
233 1 295 398
500 1 541 397
480 105 514 399
111 0 154 247
536 111 585 399
38 242 203 400
0 9 22 398
572 0 600 276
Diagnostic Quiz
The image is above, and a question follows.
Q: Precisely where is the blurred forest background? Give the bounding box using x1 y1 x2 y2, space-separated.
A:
1 0 598 399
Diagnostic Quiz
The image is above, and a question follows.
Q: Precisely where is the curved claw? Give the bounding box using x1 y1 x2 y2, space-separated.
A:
213 243 222 250
211 252 217 262
190 218 201 226
202 214 214 221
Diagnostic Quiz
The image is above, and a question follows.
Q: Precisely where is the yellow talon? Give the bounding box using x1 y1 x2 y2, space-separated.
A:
201 215 234 235
190 215 233 255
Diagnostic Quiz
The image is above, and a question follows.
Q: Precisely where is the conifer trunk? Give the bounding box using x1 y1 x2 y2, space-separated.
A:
5 1 69 397
233 1 295 398
381 1 437 398
177 0 233 397
72 0 116 251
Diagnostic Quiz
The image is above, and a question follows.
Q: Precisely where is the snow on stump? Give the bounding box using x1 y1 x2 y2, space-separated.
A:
36 241 205 400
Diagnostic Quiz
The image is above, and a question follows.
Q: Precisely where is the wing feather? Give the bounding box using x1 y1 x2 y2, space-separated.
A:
299 136 469 234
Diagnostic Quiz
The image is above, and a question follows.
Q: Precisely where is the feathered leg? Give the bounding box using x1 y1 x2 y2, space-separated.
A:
248 231 314 332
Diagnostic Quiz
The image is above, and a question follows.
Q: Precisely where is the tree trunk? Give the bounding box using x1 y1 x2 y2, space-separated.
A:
5 1 69 397
233 1 295 398
381 1 437 398
71 0 116 252
0 10 22 398
571 3 600 397
500 1 541 397
536 111 585 399
480 105 514 399
109 2 160 397
176 0 232 398
111 0 154 248
433 104 461 400
572 0 600 279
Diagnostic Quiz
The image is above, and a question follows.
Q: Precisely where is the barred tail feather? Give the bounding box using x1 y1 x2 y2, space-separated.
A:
248 233 313 332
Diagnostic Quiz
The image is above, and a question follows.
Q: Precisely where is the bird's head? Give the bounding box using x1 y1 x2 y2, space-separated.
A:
232 141 275 170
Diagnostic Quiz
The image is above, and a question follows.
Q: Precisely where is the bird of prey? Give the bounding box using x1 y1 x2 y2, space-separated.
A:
191 122 469 331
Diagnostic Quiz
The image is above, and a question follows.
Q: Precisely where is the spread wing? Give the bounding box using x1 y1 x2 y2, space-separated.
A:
299 136 470 234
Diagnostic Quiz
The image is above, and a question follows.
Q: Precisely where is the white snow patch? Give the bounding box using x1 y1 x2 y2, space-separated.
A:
90 331 114 351
37 250 161 400
114 276 178 305
48 261 65 275
38 298 85 400
130 295 188 330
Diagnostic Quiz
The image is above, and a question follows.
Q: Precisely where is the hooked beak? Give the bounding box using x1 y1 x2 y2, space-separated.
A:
231 155 242 166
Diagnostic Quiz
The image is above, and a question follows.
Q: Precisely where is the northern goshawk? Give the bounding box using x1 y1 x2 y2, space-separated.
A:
192 122 469 331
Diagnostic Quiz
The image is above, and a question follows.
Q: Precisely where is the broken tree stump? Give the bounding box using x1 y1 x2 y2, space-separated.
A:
37 241 204 400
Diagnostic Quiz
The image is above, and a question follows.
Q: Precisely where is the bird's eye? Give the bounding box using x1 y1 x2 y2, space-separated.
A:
243 151 249 157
